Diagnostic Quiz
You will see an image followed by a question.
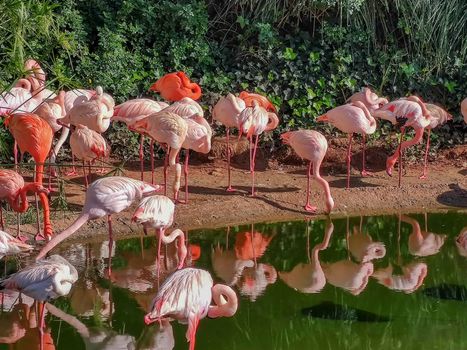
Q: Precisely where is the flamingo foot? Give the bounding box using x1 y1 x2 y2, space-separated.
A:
226 187 236 192
50 168 58 178
304 204 318 213
34 234 46 242
386 166 393 177
419 173 427 180
361 170 374 177
249 192 257 197
65 169 78 176
17 234 29 243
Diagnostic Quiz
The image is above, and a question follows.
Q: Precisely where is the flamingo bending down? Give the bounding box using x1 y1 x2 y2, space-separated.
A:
5 113 53 240
462 98 467 123
317 101 377 187
149 72 202 102
112 98 168 182
347 87 388 112
281 130 334 213
212 93 246 191
35 177 161 268
69 125 110 188
0 254 78 345
131 112 188 201
144 268 238 350
239 91 276 112
0 230 33 259
238 101 279 196
0 169 48 239
372 96 431 186
132 195 187 274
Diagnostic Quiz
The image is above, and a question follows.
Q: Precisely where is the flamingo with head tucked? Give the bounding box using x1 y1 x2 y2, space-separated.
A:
0 230 33 259
212 93 246 191
281 130 334 213
144 268 238 350
149 72 202 102
347 87 388 112
238 101 279 196
461 98 467 123
317 101 377 187
239 91 276 112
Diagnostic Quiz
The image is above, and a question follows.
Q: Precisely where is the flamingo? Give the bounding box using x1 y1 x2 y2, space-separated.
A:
455 227 467 257
281 130 334 213
238 101 279 196
372 96 431 186
5 113 53 240
35 177 160 267
163 97 203 118
0 230 33 259
462 98 467 123
131 195 187 275
323 260 374 296
239 91 276 112
347 87 388 112
348 226 386 263
317 101 377 187
144 268 238 350
0 254 77 348
372 262 428 294
212 93 246 191
130 111 188 201
401 215 446 257
0 169 48 239
69 125 110 188
112 98 168 181
149 72 202 102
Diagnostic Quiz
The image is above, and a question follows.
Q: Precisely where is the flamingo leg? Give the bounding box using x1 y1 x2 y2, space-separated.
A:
88 161 92 184
82 160 88 189
107 215 113 276
0 204 3 230
164 145 169 196
304 161 317 212
13 141 18 171
419 128 431 180
251 135 259 197
34 165 42 239
346 133 353 189
65 154 78 176
361 134 373 177
139 134 144 181
47 151 53 192
226 127 235 192
184 150 190 204
398 128 405 188
387 127 424 178
150 139 155 185
157 228 163 279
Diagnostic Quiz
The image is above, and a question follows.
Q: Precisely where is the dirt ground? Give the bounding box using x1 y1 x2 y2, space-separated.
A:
5 137 467 243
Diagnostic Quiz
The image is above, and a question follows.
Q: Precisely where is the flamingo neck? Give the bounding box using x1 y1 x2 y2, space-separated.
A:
208 284 238 318
265 112 279 131
8 192 28 213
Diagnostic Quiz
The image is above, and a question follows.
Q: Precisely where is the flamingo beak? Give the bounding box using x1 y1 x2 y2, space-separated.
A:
144 314 157 325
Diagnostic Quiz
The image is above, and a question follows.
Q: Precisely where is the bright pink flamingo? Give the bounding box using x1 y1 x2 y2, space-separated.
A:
238 101 279 196
0 254 77 348
0 169 48 239
5 113 53 240
149 72 202 102
35 177 160 272
112 98 168 181
69 125 110 188
144 267 238 350
132 195 187 275
347 87 388 112
317 101 377 187
212 93 246 191
373 96 431 186
131 112 188 201
0 229 33 259
239 91 276 112
281 130 334 213
462 98 467 123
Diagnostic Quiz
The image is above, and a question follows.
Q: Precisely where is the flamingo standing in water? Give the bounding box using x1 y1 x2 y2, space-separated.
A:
0 230 33 259
212 93 246 191
144 268 238 350
317 101 377 187
0 169 48 239
35 177 160 274
281 130 334 213
5 113 53 240
372 96 431 186
131 112 188 201
112 98 168 181
238 101 279 196
461 98 467 123
132 195 187 275
149 72 202 102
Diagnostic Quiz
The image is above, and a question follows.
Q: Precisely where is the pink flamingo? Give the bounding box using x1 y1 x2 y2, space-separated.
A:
132 195 187 275
402 214 446 257
0 254 77 347
317 101 377 187
163 97 203 118
239 91 276 112
281 130 334 213
131 112 188 201
372 96 431 186
144 268 238 350
69 125 110 188
35 177 161 270
212 93 246 191
112 98 168 181
0 169 48 239
323 260 374 296
238 101 279 196
181 114 212 203
348 226 386 263
462 98 467 123
0 230 33 259
455 227 467 257
347 87 388 112
372 262 427 294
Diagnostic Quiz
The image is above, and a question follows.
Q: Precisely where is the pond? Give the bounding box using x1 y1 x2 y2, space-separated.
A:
0 211 466 350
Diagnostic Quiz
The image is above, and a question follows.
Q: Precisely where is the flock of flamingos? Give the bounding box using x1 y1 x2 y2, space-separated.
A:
0 59 466 349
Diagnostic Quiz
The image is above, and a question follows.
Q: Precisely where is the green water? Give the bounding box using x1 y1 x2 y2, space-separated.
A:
0 211 466 350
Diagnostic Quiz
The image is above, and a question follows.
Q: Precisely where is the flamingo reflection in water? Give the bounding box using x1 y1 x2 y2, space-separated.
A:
144 268 238 350
348 223 386 263
455 226 467 257
279 219 333 294
401 214 446 257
